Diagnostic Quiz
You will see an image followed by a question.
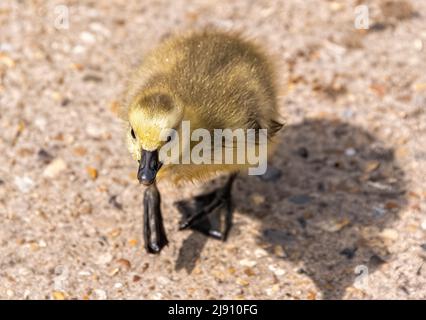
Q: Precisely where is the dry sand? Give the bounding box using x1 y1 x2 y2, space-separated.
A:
0 0 425 299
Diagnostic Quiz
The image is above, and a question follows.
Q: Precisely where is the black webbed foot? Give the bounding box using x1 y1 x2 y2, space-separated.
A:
175 174 237 241
143 183 168 254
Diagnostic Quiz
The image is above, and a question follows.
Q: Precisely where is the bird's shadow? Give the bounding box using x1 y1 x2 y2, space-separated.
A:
175 118 407 299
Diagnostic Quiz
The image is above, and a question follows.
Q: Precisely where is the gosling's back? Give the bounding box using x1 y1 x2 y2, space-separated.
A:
127 30 281 134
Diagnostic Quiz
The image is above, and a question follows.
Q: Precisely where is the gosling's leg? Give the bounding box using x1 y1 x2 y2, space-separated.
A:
143 183 168 254
176 173 237 240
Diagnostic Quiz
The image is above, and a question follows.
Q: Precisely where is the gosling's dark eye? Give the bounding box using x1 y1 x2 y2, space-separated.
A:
166 136 172 142
131 128 136 139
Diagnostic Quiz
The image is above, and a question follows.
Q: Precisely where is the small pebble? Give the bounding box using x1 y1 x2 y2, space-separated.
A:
22 290 31 299
317 218 350 232
109 228 122 238
329 2 343 11
297 217 307 228
73 146 87 156
86 166 98 180
96 253 113 265
109 100 120 115
61 97 71 107
0 52 15 68
51 91 63 102
141 263 149 273
109 195 123 210
128 239 138 246
380 0 415 20
372 206 386 218
37 149 53 164
296 147 309 158
152 292 163 300
265 284 280 296
288 194 312 205
385 201 399 210
367 181 392 191
244 268 255 276
80 31 96 44
297 268 308 275
93 289 107 300
263 229 294 245
273 245 286 258
236 278 249 286
78 201 93 215
72 45 86 54
250 194 265 205
342 109 355 118
108 268 120 277
364 160 380 173
345 148 356 157
116 258 131 270
43 158 67 178
158 276 170 285
370 22 387 31
340 247 358 259
228 267 236 275
370 83 386 97
86 124 106 138
307 291 317 300
380 228 399 241
0 43 13 52
212 270 226 282
268 265 285 276
254 248 268 258
414 39 423 51
14 176 34 193
239 259 257 268
369 255 386 267
30 242 39 251
52 291 66 300
89 22 111 37
83 74 103 82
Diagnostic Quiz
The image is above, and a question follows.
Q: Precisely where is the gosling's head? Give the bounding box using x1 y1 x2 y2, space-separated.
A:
127 92 183 186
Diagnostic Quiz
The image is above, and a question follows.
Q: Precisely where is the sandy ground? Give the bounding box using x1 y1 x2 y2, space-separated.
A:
0 0 426 300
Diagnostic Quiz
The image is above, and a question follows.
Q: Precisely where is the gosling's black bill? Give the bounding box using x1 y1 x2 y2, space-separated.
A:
137 149 161 186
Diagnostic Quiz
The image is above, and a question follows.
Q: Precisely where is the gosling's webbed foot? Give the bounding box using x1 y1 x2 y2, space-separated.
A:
175 174 237 241
143 183 168 254
175 189 231 240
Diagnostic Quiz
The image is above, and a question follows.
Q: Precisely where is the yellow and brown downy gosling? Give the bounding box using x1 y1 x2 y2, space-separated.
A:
123 29 283 253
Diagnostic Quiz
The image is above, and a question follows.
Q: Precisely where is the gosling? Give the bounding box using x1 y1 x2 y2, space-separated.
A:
124 30 283 254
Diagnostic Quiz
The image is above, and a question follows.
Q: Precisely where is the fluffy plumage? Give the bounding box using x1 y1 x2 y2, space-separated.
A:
124 29 283 184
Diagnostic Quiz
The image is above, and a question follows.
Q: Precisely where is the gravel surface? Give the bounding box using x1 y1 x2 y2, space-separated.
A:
0 0 425 300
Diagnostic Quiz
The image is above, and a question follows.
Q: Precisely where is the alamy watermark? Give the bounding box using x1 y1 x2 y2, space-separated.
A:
54 5 70 30
153 121 269 176
354 265 369 290
354 5 370 29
